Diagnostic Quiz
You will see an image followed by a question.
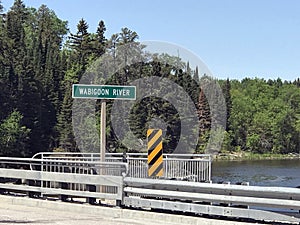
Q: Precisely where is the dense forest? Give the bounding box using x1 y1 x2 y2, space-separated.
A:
0 0 299 157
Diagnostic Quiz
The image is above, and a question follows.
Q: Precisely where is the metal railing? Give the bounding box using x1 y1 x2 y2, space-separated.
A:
0 157 300 223
0 157 126 204
40 159 127 195
32 152 212 182
124 177 300 224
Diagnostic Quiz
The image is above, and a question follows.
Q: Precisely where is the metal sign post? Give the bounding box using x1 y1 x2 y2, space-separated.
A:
100 101 106 163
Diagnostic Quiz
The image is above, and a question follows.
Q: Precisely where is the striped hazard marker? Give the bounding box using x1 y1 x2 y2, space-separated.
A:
147 129 163 177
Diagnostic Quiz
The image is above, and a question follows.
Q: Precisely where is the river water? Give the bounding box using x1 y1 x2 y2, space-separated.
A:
211 159 300 187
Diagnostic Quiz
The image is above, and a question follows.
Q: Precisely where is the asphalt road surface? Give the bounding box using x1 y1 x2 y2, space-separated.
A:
0 195 265 225
0 202 173 225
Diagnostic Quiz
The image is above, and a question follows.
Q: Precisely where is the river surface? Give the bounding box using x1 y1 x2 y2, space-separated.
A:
211 159 300 187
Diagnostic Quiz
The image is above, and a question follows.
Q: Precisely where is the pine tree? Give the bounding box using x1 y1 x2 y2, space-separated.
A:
197 86 211 153
198 88 211 133
222 78 232 132
293 78 300 87
119 27 138 44
6 0 27 94
55 19 92 152
0 0 10 120
18 69 44 156
107 33 119 71
68 19 94 86
57 83 77 152
69 18 90 51
69 19 91 68
193 66 200 83
186 61 191 75
93 20 106 58
24 4 68 154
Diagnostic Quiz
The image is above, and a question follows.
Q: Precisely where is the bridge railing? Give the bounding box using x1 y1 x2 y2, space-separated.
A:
0 157 126 204
124 177 300 224
32 152 212 182
0 157 300 223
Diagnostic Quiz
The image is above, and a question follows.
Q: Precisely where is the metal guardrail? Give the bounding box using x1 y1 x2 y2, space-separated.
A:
0 157 299 223
124 177 300 201
32 152 212 182
0 157 126 204
123 177 300 224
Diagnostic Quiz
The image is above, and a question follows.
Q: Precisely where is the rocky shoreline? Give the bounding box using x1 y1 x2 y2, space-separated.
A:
213 151 300 161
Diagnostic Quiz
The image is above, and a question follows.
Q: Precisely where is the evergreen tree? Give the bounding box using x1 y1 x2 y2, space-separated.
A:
293 78 300 87
6 0 27 94
198 88 211 133
56 19 91 152
31 5 67 153
118 27 139 67
119 27 138 44
69 18 92 71
222 78 232 132
93 20 106 58
193 66 199 82
190 66 200 109
197 82 211 153
57 83 77 151
1 0 300 156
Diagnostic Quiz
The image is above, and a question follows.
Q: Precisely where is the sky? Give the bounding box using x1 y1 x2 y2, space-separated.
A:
3 0 300 81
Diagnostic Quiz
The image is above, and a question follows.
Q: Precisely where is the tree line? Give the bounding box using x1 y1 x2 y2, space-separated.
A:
0 0 299 157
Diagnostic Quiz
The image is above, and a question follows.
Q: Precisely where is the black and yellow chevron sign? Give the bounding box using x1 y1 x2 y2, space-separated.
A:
147 129 163 177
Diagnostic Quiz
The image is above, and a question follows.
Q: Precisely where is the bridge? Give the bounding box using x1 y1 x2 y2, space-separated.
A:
0 153 299 224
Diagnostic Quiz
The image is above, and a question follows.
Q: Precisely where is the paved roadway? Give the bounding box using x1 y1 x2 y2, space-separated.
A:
0 204 142 225
0 195 265 225
0 203 168 225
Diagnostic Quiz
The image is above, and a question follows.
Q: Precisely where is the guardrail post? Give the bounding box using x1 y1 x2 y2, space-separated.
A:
208 155 212 182
59 164 69 201
116 175 124 207
0 177 5 194
59 183 68 201
165 155 168 178
27 179 37 198
86 184 96 204
86 168 97 205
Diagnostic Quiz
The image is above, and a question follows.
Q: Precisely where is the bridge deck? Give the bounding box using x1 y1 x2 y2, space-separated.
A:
0 195 264 225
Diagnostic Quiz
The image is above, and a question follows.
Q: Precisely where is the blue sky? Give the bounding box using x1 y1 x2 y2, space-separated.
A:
3 0 300 81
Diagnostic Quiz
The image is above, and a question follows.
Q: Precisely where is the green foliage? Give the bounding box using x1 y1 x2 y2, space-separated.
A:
0 1 299 157
102 57 196 153
0 1 68 156
93 20 106 57
0 110 30 156
229 78 300 154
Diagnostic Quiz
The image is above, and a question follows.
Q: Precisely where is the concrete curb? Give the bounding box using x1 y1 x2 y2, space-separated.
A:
0 195 262 225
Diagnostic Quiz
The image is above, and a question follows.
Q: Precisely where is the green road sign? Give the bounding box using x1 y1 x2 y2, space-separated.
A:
72 84 136 100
